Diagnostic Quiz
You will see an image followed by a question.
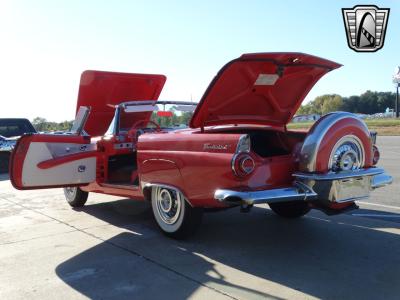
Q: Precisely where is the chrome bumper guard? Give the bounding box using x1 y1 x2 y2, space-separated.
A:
293 167 392 203
214 182 318 205
215 167 392 206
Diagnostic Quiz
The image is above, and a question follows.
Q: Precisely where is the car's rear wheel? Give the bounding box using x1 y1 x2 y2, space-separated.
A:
63 187 88 207
151 186 203 239
269 201 311 218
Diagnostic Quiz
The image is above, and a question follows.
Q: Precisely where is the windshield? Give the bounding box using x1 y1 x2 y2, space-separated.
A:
150 103 194 128
105 101 197 135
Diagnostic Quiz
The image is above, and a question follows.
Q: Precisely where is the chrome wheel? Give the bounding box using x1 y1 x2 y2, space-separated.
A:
155 187 182 225
329 135 365 172
64 187 77 198
150 185 203 239
63 187 88 207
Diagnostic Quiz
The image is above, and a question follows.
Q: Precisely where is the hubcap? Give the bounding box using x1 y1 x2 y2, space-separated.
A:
329 135 364 172
155 187 181 224
65 187 76 197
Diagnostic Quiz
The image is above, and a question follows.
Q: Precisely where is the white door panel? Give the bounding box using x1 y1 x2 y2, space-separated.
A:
21 142 96 187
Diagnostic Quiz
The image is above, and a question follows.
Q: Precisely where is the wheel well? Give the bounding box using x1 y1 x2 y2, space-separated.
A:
142 183 193 206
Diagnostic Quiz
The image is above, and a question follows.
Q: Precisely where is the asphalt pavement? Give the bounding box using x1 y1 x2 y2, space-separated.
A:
0 136 399 300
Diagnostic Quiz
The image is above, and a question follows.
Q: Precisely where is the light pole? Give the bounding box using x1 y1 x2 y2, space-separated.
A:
393 67 400 118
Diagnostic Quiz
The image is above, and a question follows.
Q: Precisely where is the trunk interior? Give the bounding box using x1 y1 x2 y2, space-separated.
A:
210 128 307 157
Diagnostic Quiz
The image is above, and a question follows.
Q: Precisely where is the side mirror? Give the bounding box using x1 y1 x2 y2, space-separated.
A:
70 106 90 135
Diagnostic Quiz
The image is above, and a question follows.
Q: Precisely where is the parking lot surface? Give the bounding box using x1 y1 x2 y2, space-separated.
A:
1 136 399 300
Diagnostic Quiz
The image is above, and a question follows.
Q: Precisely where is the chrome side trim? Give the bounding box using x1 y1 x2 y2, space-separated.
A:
293 167 385 181
298 112 369 172
214 183 318 205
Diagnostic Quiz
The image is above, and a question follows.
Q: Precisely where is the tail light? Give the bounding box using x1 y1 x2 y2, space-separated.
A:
232 153 255 177
232 135 255 177
372 145 380 165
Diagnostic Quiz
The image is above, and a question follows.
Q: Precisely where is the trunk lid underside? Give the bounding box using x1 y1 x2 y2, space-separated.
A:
190 52 341 128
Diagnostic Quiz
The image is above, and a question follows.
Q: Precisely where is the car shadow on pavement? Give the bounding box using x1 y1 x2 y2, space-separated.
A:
56 199 400 300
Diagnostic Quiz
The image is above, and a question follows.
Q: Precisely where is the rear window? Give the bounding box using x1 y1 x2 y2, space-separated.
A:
0 119 36 137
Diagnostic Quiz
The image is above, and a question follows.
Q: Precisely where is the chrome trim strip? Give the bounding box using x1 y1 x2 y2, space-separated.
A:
214 183 318 205
299 112 370 172
293 167 385 181
120 100 197 108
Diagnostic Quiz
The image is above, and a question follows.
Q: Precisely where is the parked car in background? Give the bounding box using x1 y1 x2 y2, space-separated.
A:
292 114 321 122
0 118 36 173
9 53 393 239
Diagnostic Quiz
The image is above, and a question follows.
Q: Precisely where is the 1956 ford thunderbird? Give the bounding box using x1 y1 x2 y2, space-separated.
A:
10 53 392 239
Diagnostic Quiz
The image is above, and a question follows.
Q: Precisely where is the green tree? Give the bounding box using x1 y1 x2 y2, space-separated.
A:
297 94 343 115
31 117 73 132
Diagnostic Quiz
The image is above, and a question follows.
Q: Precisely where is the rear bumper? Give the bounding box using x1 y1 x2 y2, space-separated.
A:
215 182 318 205
214 167 392 206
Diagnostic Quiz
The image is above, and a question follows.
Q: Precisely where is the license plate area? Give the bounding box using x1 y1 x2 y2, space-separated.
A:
333 176 370 202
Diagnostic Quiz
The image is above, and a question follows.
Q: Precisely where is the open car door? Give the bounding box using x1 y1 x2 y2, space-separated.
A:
10 133 97 190
10 106 96 190
10 70 166 190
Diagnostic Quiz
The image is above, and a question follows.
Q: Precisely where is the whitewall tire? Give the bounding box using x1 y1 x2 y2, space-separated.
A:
151 186 203 239
64 187 88 207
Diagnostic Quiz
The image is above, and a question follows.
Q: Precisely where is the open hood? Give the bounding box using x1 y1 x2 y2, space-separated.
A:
77 70 166 136
190 53 341 128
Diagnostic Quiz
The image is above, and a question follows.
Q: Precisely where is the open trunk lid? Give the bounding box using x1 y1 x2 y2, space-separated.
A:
77 70 166 136
190 53 341 128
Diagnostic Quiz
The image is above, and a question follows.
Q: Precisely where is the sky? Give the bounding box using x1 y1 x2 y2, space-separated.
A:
0 0 399 122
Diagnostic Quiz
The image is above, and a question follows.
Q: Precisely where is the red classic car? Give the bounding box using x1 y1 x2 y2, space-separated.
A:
10 53 392 239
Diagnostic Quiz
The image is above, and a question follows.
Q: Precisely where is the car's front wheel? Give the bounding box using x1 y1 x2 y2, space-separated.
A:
151 186 203 239
63 187 88 207
268 201 310 218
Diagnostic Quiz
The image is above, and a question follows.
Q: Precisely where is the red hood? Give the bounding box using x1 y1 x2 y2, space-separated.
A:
77 70 166 136
190 53 341 128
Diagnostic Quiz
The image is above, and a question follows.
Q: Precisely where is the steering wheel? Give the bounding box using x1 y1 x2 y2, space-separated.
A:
127 120 161 138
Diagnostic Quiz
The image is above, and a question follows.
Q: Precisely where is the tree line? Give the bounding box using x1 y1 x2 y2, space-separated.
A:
31 111 194 132
31 91 397 131
297 91 396 115
32 117 74 132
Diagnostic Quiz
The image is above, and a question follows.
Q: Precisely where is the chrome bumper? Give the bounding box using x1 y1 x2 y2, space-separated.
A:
293 167 392 203
214 167 392 206
214 182 318 205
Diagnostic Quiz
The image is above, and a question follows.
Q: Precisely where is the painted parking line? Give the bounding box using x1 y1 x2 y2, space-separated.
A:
357 201 400 211
352 213 400 218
